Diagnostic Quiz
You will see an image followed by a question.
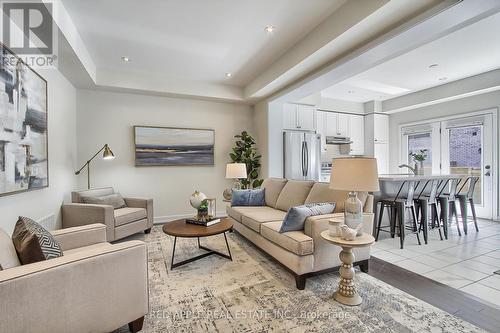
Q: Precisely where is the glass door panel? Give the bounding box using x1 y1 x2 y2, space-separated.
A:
407 132 433 175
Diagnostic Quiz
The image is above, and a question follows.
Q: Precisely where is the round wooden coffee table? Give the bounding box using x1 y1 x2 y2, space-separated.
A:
321 231 375 306
162 218 233 269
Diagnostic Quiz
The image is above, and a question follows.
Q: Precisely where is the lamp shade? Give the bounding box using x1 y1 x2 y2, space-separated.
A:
329 157 379 192
226 163 247 179
102 144 115 160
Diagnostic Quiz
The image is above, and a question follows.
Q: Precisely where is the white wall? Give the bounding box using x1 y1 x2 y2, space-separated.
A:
0 69 77 234
76 90 254 221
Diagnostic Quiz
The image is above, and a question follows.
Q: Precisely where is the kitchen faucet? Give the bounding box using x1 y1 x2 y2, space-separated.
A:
398 164 417 175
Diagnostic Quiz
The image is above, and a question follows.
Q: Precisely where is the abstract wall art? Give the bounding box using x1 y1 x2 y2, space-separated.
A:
0 43 48 196
134 126 214 166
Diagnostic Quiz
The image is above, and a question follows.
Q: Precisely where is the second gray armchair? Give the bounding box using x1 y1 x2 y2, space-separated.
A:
62 187 153 241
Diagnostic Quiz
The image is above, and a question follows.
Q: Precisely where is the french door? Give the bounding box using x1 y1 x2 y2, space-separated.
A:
401 113 495 219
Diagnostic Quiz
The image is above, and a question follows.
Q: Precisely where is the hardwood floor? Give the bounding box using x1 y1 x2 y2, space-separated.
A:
368 257 500 332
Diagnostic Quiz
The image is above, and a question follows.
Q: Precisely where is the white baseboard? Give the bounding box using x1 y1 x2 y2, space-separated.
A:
154 211 228 224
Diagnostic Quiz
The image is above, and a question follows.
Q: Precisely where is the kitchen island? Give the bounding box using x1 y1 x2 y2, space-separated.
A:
373 173 469 237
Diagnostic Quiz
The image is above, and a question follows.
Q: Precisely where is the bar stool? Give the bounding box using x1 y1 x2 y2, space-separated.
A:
456 176 480 235
414 179 444 244
437 177 462 237
375 180 421 249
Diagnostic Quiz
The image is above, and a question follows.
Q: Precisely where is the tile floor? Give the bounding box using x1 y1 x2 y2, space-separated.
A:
372 218 500 309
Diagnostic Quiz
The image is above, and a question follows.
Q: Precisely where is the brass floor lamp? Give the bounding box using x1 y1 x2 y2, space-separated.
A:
75 144 115 189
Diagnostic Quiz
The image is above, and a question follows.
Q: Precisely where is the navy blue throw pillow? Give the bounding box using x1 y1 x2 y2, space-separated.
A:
231 189 265 206
279 203 335 233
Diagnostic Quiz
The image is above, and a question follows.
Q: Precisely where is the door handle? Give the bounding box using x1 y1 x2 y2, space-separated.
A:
304 142 309 177
485 165 491 176
301 141 306 177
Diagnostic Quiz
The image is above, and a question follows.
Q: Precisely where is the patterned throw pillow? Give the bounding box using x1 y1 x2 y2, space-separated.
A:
279 203 336 233
81 193 127 209
12 216 63 265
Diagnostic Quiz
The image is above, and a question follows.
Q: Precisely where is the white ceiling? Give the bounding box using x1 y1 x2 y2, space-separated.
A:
60 0 344 87
320 11 500 103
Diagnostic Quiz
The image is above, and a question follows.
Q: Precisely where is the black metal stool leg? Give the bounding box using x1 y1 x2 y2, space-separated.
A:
470 198 479 232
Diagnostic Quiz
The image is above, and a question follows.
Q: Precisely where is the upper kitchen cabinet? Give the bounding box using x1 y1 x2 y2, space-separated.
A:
283 103 315 131
349 114 364 155
324 112 350 137
373 113 389 143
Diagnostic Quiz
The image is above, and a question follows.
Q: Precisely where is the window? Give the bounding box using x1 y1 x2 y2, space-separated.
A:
407 132 432 173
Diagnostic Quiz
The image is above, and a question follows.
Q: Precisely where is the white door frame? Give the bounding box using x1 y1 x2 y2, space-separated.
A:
398 108 498 220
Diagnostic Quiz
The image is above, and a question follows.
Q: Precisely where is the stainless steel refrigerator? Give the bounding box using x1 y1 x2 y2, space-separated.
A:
283 131 321 181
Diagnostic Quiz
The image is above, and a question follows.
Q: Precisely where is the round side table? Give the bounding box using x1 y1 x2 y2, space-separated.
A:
320 231 375 306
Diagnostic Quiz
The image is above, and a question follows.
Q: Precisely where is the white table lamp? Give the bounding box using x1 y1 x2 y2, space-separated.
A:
329 157 379 235
223 163 247 200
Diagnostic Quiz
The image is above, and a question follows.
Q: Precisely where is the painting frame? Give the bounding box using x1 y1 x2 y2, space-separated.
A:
134 125 215 167
0 42 49 197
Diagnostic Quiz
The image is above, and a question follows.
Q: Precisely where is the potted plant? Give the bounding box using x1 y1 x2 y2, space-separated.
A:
229 131 264 189
197 200 209 221
409 149 427 175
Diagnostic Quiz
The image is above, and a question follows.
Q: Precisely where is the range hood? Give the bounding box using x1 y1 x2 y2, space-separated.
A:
325 136 352 145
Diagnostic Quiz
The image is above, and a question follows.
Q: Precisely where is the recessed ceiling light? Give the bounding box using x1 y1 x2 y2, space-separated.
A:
348 90 354 94
438 77 448 81
264 25 276 33
225 72 232 78
428 64 439 69
121 56 130 62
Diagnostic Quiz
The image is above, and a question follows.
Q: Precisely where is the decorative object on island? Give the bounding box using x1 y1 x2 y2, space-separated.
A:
134 126 214 166
0 43 48 197
229 131 263 189
223 163 247 200
75 144 115 189
330 157 379 236
409 149 427 175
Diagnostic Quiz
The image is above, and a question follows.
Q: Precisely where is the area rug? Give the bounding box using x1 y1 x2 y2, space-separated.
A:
116 226 484 333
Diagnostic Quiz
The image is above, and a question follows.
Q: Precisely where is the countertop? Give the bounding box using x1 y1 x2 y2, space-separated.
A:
378 174 468 181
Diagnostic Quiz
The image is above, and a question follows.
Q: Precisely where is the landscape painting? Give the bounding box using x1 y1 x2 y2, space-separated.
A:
0 43 48 196
134 126 214 166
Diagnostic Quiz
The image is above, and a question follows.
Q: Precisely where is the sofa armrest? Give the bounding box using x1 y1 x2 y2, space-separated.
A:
0 241 148 333
62 203 115 241
364 194 374 213
124 198 153 228
51 223 107 251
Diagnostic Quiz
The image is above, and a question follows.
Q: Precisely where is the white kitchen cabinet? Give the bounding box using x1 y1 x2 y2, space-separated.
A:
316 111 327 151
324 112 350 137
349 114 364 155
297 105 315 131
373 114 389 143
283 104 315 131
337 113 350 137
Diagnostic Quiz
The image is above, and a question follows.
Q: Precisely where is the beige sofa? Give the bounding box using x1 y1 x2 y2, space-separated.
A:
62 187 153 241
227 178 374 290
0 223 148 333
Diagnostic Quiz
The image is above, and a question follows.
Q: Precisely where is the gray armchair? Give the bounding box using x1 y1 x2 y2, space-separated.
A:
62 187 153 241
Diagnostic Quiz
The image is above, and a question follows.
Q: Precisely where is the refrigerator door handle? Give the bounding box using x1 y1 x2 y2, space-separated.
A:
304 141 309 177
301 141 306 177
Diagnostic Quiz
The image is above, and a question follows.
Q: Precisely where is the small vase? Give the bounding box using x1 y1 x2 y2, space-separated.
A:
415 161 424 175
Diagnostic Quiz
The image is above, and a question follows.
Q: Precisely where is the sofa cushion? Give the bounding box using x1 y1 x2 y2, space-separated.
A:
81 193 126 209
0 228 21 270
114 208 147 227
275 180 315 212
305 182 368 213
231 189 265 206
12 216 63 265
261 221 313 256
226 206 266 222
280 203 335 233
261 178 288 208
240 207 286 233
72 187 114 203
